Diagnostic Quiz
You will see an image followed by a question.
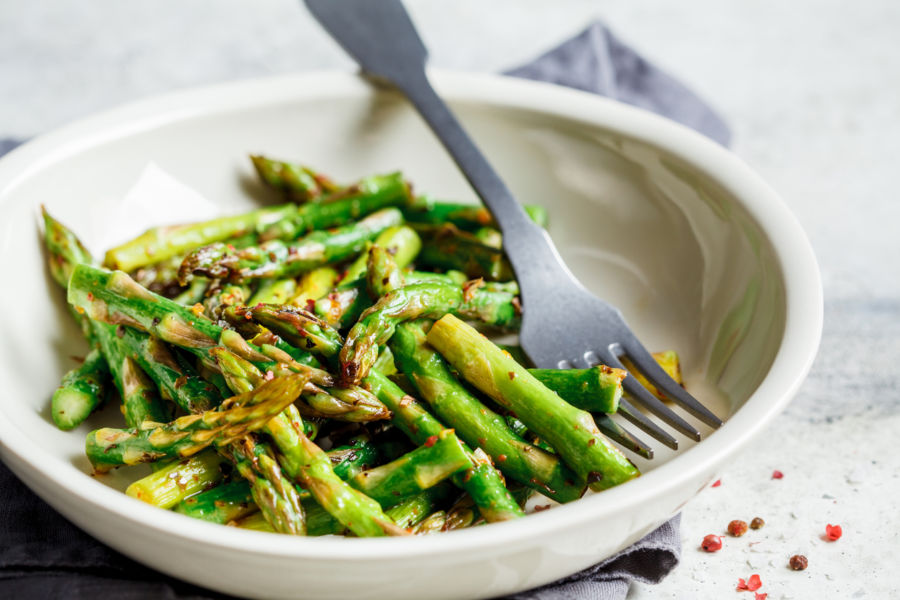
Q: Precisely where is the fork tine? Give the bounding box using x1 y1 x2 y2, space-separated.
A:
594 413 654 459
616 398 679 450
620 340 723 429
622 375 702 441
599 348 703 441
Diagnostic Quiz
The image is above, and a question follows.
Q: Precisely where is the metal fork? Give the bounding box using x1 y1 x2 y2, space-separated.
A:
305 0 723 458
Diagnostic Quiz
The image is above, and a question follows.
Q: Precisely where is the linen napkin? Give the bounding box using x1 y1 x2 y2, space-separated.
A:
0 21 729 600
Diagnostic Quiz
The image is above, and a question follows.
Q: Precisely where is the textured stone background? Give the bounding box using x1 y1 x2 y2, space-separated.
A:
2 1 898 598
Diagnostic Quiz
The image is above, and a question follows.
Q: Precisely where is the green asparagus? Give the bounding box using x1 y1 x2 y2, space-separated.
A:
426 314 640 490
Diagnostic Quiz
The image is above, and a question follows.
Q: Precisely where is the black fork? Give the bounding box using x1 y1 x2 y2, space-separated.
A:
304 0 723 458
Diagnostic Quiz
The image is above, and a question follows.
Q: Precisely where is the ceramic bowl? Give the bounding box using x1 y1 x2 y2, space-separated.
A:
0 71 822 599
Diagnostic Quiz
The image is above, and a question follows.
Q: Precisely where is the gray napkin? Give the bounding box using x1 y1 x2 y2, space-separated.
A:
0 20 728 600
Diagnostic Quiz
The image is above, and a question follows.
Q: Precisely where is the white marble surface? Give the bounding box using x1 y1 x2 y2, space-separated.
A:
2 1 898 598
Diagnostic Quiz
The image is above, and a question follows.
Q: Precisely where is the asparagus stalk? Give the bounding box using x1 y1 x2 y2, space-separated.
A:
174 479 256 524
94 322 172 428
104 203 297 272
203 283 250 321
622 351 684 401
179 208 403 283
402 197 548 230
341 225 422 283
247 278 297 306
290 266 339 308
348 429 471 508
126 450 227 508
366 245 404 299
426 315 640 490
412 510 448 535
51 348 110 430
264 404 407 537
385 483 456 529
231 304 343 358
339 281 519 385
364 371 524 522
250 155 339 203
258 172 412 241
529 366 626 414
391 321 585 502
115 325 222 414
416 224 513 281
85 373 308 472
219 436 307 535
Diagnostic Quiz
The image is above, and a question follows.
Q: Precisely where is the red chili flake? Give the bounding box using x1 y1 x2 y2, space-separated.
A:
755 594 768 600
772 470 784 479
508 371 516 380
424 435 439 448
736 574 762 592
305 298 316 312
497 454 507 462
825 523 842 541
534 504 551 512
701 534 723 552
711 479 722 487
86 292 94 301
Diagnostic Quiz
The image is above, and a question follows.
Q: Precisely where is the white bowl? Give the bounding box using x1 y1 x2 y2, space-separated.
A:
0 71 822 599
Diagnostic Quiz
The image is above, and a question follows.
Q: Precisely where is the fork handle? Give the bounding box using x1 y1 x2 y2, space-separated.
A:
304 0 575 291
398 72 577 280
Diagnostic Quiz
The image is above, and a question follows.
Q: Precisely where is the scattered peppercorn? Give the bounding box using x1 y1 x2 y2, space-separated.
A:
728 519 749 537
750 517 765 530
789 554 808 570
701 534 723 552
736 574 762 591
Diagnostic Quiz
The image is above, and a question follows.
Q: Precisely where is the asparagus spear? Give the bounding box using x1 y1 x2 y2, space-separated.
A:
174 479 257 524
171 277 209 306
412 510 448 535
265 404 407 537
385 483 456 529
104 203 297 272
179 207 403 283
203 283 250 321
250 155 339 203
289 266 339 308
258 172 412 241
208 349 406 536
416 224 513 281
51 348 109 430
340 225 422 283
403 197 548 230
622 350 684 401
247 278 297 306
339 281 519 385
231 304 343 358
115 325 222 414
212 347 389 422
529 366 626 414
366 245 404 299
426 315 640 490
126 450 227 508
311 225 422 329
348 429 471 508
219 436 307 535
94 322 172 428
364 371 524 522
391 321 585 503
85 373 308 472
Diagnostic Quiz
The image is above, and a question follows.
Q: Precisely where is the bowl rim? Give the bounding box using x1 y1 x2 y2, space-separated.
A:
0 69 823 561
